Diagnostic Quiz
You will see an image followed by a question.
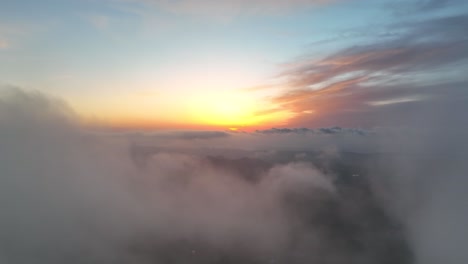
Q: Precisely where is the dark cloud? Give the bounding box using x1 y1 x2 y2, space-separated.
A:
388 0 464 14
415 0 451 10
122 130 231 140
173 131 231 140
255 127 370 136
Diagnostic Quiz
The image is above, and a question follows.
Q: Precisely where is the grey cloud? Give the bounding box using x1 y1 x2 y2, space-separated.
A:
416 0 452 10
285 14 468 84
254 5 468 264
368 101 468 264
388 0 464 14
121 130 231 140
174 130 231 139
5 86 468 264
256 127 370 136
266 12 468 128
0 88 414 264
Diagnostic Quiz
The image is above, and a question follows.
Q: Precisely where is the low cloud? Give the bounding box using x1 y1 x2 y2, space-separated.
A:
0 87 418 264
255 127 370 136
125 130 231 140
2 85 468 264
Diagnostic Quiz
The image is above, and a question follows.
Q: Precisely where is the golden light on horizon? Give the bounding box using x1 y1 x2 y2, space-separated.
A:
188 91 260 126
70 85 293 131
67 60 294 130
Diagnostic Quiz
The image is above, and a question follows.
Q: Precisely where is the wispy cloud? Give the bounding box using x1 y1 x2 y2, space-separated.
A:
86 14 111 30
0 21 37 49
259 9 468 127
0 38 9 49
0 24 15 50
388 0 466 14
122 0 339 18
367 96 425 106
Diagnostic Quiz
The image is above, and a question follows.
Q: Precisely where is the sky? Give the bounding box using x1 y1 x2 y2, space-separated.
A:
1 1 468 263
1 0 467 130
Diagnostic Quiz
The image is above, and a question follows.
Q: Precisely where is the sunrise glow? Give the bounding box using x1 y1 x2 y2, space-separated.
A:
2 1 467 263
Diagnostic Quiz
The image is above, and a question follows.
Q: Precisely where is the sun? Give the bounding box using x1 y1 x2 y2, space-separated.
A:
188 91 260 127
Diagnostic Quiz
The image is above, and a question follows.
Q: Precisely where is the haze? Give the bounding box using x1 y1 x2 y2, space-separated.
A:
1 0 468 263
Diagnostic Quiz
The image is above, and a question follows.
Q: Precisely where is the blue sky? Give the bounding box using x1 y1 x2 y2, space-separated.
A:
1 0 467 129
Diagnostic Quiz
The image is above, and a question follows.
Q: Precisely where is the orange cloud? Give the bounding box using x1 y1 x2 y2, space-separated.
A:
254 17 468 128
270 76 367 121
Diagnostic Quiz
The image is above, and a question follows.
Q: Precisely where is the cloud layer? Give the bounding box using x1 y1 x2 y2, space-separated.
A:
0 88 419 264
2 82 468 264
